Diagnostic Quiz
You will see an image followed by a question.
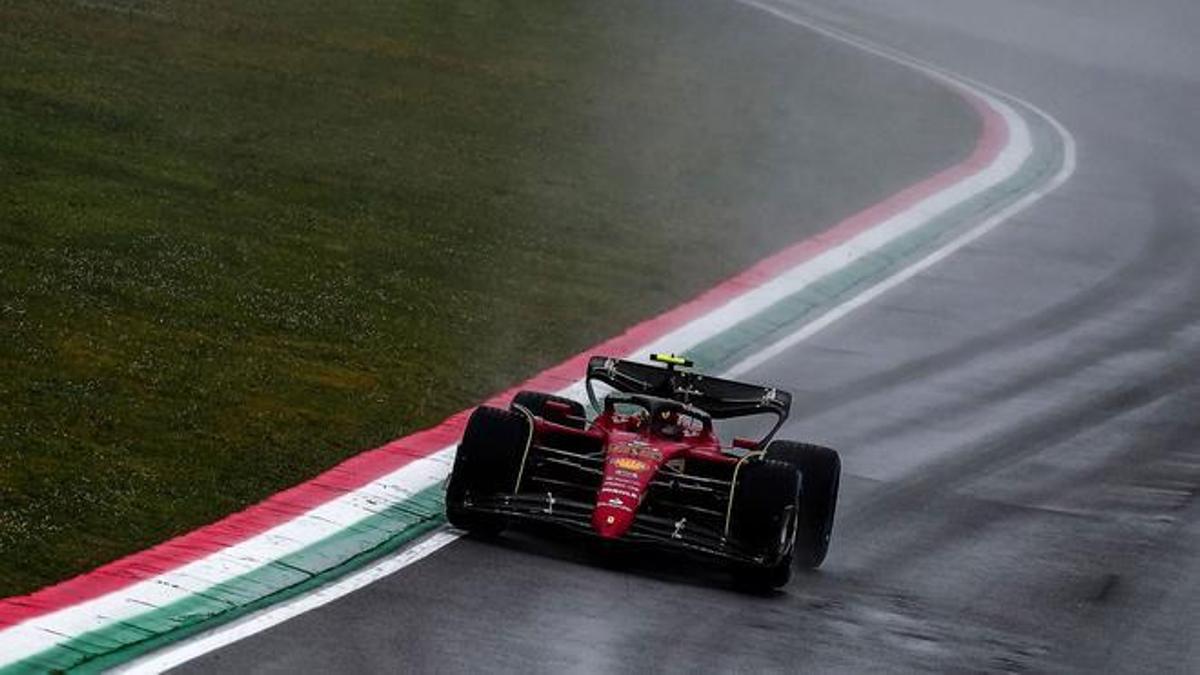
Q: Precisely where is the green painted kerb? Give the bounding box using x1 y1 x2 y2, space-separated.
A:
4 485 447 674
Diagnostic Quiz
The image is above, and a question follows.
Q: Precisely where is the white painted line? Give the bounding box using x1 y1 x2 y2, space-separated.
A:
0 449 456 663
113 530 462 675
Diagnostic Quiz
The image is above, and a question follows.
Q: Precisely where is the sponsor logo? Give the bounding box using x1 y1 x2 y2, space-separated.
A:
607 497 624 507
605 483 640 495
612 457 648 472
610 442 663 462
603 487 640 499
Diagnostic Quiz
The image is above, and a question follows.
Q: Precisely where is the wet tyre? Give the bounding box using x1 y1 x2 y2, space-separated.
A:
729 459 802 589
511 390 587 429
445 406 531 535
765 441 841 568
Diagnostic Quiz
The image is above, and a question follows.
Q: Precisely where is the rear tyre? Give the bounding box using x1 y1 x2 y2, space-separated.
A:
445 406 531 535
728 459 801 589
511 390 587 429
765 441 841 568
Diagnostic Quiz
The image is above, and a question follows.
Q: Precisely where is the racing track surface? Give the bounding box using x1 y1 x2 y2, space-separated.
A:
179 0 1200 671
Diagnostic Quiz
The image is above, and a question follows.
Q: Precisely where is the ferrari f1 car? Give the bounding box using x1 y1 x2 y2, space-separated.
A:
444 354 840 588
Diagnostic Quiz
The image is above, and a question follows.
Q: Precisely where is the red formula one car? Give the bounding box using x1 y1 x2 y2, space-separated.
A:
444 354 840 588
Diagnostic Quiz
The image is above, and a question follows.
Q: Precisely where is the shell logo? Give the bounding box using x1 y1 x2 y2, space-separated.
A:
611 457 648 472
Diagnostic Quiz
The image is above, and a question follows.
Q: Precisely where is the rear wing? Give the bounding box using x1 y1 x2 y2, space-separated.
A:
585 355 791 443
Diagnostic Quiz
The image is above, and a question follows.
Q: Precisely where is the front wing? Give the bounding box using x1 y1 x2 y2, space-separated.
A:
455 491 772 567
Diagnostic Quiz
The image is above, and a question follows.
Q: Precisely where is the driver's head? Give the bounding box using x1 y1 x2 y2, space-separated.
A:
655 408 682 438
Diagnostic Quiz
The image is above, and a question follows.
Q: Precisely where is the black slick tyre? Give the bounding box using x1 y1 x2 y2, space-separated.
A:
729 459 801 589
765 441 841 568
445 406 531 535
510 390 587 429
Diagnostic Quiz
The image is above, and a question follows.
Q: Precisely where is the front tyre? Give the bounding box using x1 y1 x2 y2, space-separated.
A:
445 406 531 535
728 459 802 589
765 441 841 568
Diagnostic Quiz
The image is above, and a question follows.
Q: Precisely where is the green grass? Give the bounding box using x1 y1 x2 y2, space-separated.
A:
0 0 976 595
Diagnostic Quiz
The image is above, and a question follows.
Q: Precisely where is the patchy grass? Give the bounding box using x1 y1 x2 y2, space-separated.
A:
0 0 976 594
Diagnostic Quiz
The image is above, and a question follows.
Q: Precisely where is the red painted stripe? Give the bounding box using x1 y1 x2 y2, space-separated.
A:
0 85 1005 630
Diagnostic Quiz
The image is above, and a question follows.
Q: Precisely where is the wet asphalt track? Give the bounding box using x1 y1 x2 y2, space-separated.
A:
181 0 1200 671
